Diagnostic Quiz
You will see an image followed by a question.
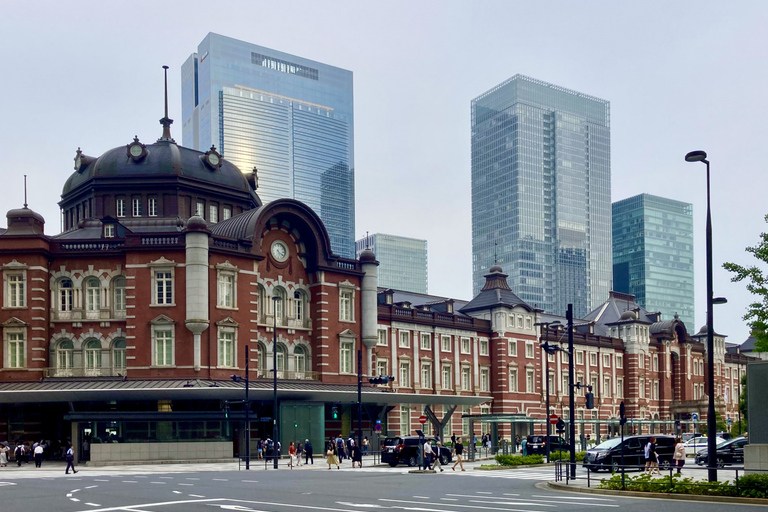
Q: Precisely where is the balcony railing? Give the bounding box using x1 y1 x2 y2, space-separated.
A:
255 370 319 381
44 367 127 378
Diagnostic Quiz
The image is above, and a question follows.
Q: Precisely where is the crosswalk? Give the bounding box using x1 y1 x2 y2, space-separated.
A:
336 465 557 480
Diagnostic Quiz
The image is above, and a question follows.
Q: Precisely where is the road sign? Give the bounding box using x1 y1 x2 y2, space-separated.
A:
692 413 699 420
549 414 559 425
376 419 382 424
375 423 382 431
419 415 427 424
727 417 733 425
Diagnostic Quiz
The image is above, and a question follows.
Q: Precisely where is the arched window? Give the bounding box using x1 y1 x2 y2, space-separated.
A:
275 343 286 373
294 290 309 327
57 340 74 374
294 345 307 377
84 339 101 374
273 287 287 326
85 277 101 318
59 278 73 313
113 277 126 318
257 343 267 375
257 284 266 323
112 339 126 372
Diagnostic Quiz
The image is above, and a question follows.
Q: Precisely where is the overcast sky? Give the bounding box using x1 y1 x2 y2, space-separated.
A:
3 1 767 345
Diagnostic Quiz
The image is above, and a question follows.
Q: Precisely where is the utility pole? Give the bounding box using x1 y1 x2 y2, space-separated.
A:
567 304 576 479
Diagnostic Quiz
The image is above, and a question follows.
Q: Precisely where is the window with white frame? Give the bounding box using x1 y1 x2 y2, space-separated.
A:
617 376 624 398
562 374 570 394
223 206 232 220
4 272 26 308
590 374 598 394
460 337 470 354
548 373 555 393
293 290 308 326
441 364 452 389
59 278 74 312
340 341 354 374
639 376 645 398
576 350 584 365
104 224 115 238
526 369 535 393
441 335 451 352
616 354 623 369
480 405 491 416
639 353 645 369
509 368 518 392
84 339 101 373
421 362 432 388
480 367 490 392
132 198 142 217
400 407 411 436
420 333 431 350
376 358 388 377
294 346 308 376
603 354 611 367
85 277 101 314
399 360 411 387
547 351 555 362
509 339 517 357
652 354 658 371
116 198 126 217
153 328 174 367
653 379 659 400
589 352 597 365
399 331 410 348
218 329 235 367
153 269 174 305
693 383 699 400
462 406 470 435
148 197 158 217
377 329 388 346
461 366 471 390
603 376 611 397
525 316 532 330
217 272 236 308
479 338 489 356
112 339 126 370
56 339 73 372
195 201 204 217
693 359 698 376
339 289 354 321
525 341 534 358
517 315 523 328
5 330 25 368
209 205 218 223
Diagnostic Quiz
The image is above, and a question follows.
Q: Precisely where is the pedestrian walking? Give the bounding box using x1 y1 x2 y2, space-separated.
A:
515 435 521 452
362 436 369 455
351 441 362 468
0 445 8 467
34 442 44 468
646 437 660 475
336 435 346 461
673 437 685 474
433 441 445 472
521 437 527 456
296 442 304 466
451 433 456 446
326 439 340 470
305 439 314 465
14 444 23 467
423 439 434 470
288 441 296 469
257 439 263 460
65 444 77 474
451 438 465 471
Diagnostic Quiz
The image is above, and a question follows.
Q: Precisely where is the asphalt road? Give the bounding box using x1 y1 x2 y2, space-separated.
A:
0 462 764 512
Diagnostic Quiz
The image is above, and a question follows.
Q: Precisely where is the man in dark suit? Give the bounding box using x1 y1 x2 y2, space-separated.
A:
304 439 313 465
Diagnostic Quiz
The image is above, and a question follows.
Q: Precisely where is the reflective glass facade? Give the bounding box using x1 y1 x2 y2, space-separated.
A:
182 33 355 258
471 75 611 317
356 234 428 294
612 194 694 328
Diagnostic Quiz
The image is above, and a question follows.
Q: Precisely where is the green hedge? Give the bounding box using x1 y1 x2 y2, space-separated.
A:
494 454 544 466
549 450 585 462
597 472 768 498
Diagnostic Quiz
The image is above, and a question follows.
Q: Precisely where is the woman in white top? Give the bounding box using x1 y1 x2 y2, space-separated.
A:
0 445 8 467
673 437 686 474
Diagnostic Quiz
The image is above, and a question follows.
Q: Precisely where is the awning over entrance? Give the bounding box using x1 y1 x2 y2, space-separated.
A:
0 378 491 407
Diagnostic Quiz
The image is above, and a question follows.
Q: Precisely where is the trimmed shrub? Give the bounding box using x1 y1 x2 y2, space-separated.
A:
549 450 585 462
494 454 544 466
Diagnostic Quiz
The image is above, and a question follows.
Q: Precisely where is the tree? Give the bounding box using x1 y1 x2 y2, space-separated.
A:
723 214 768 352
737 374 748 436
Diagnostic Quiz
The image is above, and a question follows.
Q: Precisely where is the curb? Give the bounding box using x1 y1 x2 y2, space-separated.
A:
475 463 553 471
546 481 768 505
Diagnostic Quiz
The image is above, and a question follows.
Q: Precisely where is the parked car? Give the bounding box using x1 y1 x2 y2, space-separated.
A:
525 435 568 455
695 436 748 467
381 436 452 467
683 436 727 457
682 432 703 442
583 435 676 472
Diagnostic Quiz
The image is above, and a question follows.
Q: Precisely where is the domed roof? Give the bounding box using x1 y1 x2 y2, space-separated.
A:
62 139 259 204
359 248 376 263
489 264 503 273
620 309 638 321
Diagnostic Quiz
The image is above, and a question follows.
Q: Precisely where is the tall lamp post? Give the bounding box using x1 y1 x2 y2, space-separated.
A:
230 345 251 469
566 304 576 479
272 295 282 470
534 320 562 463
684 150 720 482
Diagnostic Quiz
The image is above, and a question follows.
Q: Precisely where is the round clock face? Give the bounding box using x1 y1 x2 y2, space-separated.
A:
208 153 220 167
130 144 143 157
271 241 288 261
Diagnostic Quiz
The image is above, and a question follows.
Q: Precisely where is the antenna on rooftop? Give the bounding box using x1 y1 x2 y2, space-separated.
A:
159 65 174 142
494 241 498 265
23 175 28 209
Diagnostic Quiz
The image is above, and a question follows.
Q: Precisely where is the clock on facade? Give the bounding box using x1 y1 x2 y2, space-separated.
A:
271 240 288 262
203 145 223 170
126 136 148 161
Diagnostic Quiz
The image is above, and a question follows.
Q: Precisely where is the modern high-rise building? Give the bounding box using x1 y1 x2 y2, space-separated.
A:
470 75 612 317
355 233 428 294
181 33 355 258
612 193 695 328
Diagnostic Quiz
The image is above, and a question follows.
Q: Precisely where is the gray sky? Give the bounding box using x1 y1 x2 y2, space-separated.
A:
3 0 767 345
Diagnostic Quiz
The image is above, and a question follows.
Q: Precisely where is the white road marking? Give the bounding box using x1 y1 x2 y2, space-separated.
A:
381 498 545 512
85 485 98 489
468 499 555 507
0 482 17 487
60 497 226 512
85 503 101 507
476 491 492 494
186 477 201 480
67 493 73 497
150 481 167 484
212 478 229 481
336 503 382 508
440 498 458 501
190 494 206 498
179 483 194 486
159 476 174 479
241 480 259 483
530 495 615 501
94 479 110 482
122 480 138 483
70 498 80 502
413 496 430 499
173 491 182 494
502 494 520 496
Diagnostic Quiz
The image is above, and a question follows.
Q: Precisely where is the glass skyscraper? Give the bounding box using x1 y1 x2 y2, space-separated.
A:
612 194 694 328
356 233 428 294
470 75 611 318
181 33 355 258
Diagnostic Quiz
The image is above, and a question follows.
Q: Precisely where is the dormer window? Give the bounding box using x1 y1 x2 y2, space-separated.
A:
104 224 115 238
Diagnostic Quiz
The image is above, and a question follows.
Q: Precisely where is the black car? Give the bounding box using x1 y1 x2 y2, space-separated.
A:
696 436 748 467
583 435 676 472
381 436 452 467
526 435 568 455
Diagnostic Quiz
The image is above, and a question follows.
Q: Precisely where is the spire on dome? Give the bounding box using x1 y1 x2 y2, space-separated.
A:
159 65 175 142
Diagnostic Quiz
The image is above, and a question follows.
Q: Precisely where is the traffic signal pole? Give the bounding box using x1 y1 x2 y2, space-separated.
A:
567 304 576 479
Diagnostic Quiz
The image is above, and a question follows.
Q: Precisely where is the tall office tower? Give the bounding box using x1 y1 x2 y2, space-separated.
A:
612 193 695 328
182 33 355 257
356 233 428 294
471 75 611 318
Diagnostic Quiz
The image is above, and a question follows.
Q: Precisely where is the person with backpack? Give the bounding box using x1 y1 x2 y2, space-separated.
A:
14 444 23 467
65 444 77 474
305 439 314 465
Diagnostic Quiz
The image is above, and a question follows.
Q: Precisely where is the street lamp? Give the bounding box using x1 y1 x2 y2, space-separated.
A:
230 344 250 470
272 294 282 469
685 149 718 482
534 320 562 463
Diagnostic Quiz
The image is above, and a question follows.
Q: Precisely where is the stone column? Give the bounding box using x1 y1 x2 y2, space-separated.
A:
359 250 379 374
184 216 210 372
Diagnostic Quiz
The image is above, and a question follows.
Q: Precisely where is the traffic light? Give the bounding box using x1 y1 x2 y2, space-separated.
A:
369 375 395 385
619 401 627 425
222 400 230 419
585 385 594 409
331 406 339 419
556 418 565 433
